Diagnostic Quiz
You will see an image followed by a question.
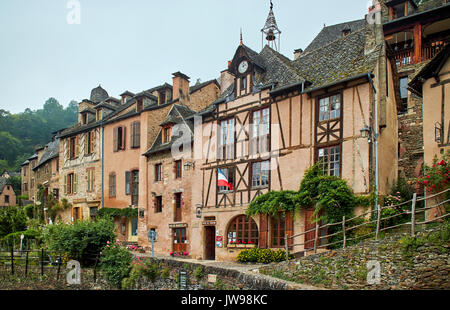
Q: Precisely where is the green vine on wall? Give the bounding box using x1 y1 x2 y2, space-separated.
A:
98 207 138 219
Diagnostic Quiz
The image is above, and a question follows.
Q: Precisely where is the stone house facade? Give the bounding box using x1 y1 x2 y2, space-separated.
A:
0 178 16 207
380 0 450 183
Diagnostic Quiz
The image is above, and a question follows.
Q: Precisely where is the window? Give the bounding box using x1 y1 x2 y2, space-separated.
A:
174 193 182 222
109 173 116 197
159 91 166 105
82 113 87 125
271 213 287 247
113 126 126 152
155 196 163 213
96 109 102 121
23 183 28 192
131 121 141 148
155 164 163 182
65 173 77 194
218 167 235 192
250 108 270 155
86 131 95 155
227 215 259 245
173 228 186 244
319 94 341 121
251 161 270 188
318 145 341 177
69 136 78 159
125 171 131 195
241 76 247 92
4 195 9 204
219 118 235 160
72 207 81 221
53 188 59 200
87 168 95 192
162 126 172 143
131 218 138 236
175 160 182 179
137 99 143 112
90 207 98 221
131 170 139 206
23 167 27 176
399 76 409 114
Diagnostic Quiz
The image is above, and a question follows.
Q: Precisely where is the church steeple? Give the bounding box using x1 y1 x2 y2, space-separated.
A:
261 0 281 51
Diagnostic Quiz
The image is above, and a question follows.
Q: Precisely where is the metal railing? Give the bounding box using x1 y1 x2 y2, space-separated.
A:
284 187 450 260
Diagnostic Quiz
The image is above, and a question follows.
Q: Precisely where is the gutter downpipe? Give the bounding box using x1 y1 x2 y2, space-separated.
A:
368 73 379 214
101 120 104 209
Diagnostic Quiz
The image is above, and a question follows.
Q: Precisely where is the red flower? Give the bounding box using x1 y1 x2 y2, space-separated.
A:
424 181 429 186
427 175 430 179
440 160 446 166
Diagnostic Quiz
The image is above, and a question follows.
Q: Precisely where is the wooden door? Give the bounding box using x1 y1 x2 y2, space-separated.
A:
173 228 187 253
204 226 216 260
174 193 182 222
304 209 316 250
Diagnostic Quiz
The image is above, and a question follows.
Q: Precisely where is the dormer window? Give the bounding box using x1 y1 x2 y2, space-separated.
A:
162 126 172 143
137 99 143 112
82 113 87 125
342 29 351 37
241 76 247 91
159 91 166 105
96 109 102 121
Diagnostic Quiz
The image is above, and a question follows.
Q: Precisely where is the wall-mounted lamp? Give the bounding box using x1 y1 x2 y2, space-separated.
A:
184 161 194 171
360 125 371 139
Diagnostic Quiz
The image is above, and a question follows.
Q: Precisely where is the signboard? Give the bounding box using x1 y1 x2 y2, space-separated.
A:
179 271 188 290
196 206 202 219
169 223 188 228
148 230 157 241
202 220 216 226
216 236 223 248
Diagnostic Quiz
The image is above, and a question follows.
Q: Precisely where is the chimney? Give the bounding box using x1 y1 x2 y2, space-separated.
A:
172 72 190 105
293 48 303 60
220 69 235 94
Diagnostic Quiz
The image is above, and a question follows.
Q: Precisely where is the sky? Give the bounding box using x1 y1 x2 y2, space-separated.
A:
0 0 369 114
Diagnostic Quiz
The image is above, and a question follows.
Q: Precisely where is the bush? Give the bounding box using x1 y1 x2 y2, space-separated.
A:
100 240 133 289
236 248 291 264
0 207 27 239
2 228 42 248
42 218 115 266
24 204 36 219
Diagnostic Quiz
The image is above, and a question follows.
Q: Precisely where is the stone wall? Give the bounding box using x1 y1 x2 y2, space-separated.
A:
259 223 450 290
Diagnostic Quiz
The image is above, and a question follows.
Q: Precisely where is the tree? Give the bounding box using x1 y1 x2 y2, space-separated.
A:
0 207 28 239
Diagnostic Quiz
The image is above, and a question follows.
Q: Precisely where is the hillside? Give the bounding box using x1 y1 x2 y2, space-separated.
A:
0 98 77 172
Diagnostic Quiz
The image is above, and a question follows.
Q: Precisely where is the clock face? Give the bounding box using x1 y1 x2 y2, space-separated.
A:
238 60 248 74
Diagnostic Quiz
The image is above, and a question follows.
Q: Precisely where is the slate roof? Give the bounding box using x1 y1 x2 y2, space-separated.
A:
33 140 60 171
143 104 196 156
409 43 450 96
90 85 109 103
0 177 11 193
303 19 366 53
293 27 380 92
189 79 219 94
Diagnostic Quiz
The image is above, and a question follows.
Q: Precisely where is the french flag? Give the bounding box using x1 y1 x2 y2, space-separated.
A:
218 169 233 190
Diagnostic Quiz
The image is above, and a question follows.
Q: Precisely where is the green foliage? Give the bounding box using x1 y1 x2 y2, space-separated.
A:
193 266 204 281
121 259 161 290
236 248 292 264
0 99 77 172
100 241 133 289
246 190 299 217
24 204 36 219
0 207 27 239
44 195 71 223
399 221 450 257
1 228 42 248
7 176 21 196
417 151 450 196
97 207 138 219
42 218 116 265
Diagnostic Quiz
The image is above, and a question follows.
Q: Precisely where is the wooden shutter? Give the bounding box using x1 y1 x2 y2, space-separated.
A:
122 127 126 150
64 175 67 195
134 122 140 148
113 127 118 152
74 173 77 194
91 131 95 154
125 171 130 195
286 211 294 248
75 136 79 158
259 214 268 248
84 133 89 155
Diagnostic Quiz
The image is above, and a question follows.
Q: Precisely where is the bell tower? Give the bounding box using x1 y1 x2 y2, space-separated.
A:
261 1 281 51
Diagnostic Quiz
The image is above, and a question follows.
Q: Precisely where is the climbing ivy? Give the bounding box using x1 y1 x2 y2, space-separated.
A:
97 207 138 219
246 190 299 217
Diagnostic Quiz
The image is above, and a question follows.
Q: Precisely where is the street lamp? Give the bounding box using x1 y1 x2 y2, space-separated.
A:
360 125 371 139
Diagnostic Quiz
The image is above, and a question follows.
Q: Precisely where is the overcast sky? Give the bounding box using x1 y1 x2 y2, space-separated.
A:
0 0 369 114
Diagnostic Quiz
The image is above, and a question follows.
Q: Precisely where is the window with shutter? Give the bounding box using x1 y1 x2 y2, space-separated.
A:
75 136 79 158
113 127 119 152
74 173 77 194
125 171 131 195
